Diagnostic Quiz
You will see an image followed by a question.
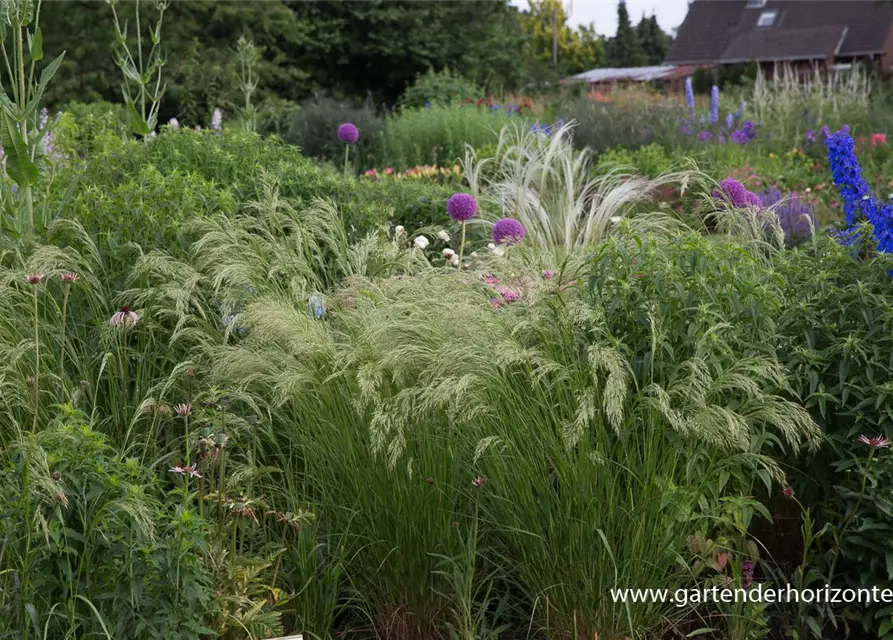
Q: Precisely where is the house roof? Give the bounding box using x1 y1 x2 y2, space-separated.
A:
564 64 705 84
665 1 893 65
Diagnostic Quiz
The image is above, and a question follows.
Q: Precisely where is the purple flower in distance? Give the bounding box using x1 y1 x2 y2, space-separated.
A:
730 129 749 145
492 217 526 245
698 130 712 141
744 191 762 211
709 85 720 124
713 178 749 208
447 193 477 221
337 122 359 145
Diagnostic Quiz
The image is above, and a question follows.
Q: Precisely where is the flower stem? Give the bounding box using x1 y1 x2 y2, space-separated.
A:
60 284 70 379
458 221 467 266
32 285 39 432
343 144 350 177
183 415 190 501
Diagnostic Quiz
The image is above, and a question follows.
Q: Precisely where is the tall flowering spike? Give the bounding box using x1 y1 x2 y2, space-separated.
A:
825 130 875 232
758 188 818 246
713 178 749 208
337 122 359 145
684 77 695 121
211 108 222 131
110 305 139 327
447 193 477 221
709 85 720 124
492 217 526 245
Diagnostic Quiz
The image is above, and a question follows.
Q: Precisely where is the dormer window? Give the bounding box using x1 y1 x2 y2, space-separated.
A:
756 10 777 27
747 0 767 7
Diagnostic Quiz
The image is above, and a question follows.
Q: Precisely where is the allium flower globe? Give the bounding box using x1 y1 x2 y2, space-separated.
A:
337 122 359 145
492 217 526 245
447 193 477 222
713 178 750 208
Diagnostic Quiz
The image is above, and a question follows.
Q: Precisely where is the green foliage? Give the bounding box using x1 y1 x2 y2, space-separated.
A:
604 0 645 68
519 0 605 84
281 96 383 169
377 104 521 171
398 68 483 110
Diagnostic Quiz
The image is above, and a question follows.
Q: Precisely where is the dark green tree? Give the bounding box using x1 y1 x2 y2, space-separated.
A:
637 14 670 65
605 0 644 68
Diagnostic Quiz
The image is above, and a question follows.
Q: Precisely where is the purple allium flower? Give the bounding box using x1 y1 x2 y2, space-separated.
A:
169 117 180 129
684 77 695 121
447 193 477 222
211 108 222 131
337 122 359 145
742 119 757 140
492 217 526 244
713 178 749 208
744 191 762 211
709 85 720 124
110 305 139 328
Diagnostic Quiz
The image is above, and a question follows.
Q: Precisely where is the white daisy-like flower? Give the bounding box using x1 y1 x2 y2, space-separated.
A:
414 235 430 249
437 230 451 243
394 225 406 237
487 242 496 251
443 248 455 258
450 254 460 266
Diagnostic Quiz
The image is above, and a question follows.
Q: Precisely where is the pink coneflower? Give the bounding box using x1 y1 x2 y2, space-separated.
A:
472 475 488 488
542 270 557 280
174 403 193 417
483 273 500 285
783 486 795 498
60 272 78 282
110 305 139 327
25 274 44 285
858 435 890 448
489 297 503 310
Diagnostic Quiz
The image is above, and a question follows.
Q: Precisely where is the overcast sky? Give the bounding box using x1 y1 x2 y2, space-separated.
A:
510 0 691 36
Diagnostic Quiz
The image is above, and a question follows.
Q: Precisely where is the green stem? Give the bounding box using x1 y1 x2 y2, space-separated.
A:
183 415 190 501
32 285 39 432
458 221 467 266
269 524 288 593
217 448 226 538
60 285 70 380
343 144 350 177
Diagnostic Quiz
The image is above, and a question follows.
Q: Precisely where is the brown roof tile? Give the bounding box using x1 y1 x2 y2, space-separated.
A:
665 0 893 64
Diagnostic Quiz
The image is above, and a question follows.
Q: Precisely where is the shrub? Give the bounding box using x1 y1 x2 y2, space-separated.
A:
376 104 523 171
398 68 483 110
282 96 383 170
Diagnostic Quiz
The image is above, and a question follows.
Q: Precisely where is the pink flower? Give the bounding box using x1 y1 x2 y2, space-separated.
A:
25 274 44 285
472 475 488 488
783 486 794 498
483 273 500 285
60 272 78 282
170 463 202 478
174 403 193 417
542 270 557 280
489 297 503 310
364 169 377 177
858 435 890 448
872 133 887 147
496 285 521 302
384 167 394 175
110 305 139 327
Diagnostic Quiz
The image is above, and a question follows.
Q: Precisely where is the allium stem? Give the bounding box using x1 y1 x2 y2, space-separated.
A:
458 221 467 266
343 144 350 177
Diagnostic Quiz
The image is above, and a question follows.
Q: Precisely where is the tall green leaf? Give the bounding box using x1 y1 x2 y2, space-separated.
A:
0 110 38 185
